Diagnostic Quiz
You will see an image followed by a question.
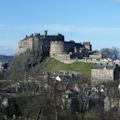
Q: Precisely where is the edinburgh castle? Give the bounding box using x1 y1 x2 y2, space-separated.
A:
18 30 92 62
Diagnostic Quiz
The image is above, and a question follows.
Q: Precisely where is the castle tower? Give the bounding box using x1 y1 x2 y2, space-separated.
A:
50 40 64 58
83 42 92 51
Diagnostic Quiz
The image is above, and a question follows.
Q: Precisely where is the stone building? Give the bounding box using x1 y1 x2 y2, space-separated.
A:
18 31 64 55
89 52 102 60
91 64 120 83
64 41 92 59
83 42 92 51
50 39 64 57
18 30 92 61
18 35 34 53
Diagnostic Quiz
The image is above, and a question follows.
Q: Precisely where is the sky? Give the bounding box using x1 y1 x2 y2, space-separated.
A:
0 0 120 55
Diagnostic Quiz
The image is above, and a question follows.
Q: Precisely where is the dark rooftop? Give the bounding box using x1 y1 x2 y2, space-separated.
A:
92 64 115 70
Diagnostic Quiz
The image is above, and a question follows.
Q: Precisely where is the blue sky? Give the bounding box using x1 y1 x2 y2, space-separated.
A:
0 0 120 54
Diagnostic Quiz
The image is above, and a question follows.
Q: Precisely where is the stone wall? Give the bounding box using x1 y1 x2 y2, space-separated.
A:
89 53 102 60
52 54 71 63
18 37 34 54
91 68 114 82
50 41 64 57
18 32 64 56
83 42 92 51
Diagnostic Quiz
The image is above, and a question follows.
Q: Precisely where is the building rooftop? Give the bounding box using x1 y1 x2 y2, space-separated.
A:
92 64 115 70
19 31 64 43
83 41 91 45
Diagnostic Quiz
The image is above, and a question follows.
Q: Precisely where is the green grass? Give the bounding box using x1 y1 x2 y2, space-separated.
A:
35 57 92 77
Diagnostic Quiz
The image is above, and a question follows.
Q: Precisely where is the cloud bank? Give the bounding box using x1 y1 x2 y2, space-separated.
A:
0 24 120 34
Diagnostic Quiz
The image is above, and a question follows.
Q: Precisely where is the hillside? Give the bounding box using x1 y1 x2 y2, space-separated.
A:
33 57 92 77
6 49 45 80
6 50 92 80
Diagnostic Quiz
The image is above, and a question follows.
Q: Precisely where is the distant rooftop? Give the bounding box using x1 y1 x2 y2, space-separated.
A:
83 41 91 45
92 64 115 70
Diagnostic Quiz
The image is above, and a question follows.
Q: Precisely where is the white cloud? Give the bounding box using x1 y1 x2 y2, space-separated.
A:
0 24 120 34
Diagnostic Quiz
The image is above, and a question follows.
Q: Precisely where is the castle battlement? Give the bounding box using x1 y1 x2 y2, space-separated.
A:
18 30 92 61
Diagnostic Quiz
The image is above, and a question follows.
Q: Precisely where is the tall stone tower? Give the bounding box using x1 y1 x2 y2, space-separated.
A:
83 42 92 51
50 40 64 58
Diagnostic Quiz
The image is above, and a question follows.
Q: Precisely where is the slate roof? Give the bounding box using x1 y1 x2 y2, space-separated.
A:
92 64 115 70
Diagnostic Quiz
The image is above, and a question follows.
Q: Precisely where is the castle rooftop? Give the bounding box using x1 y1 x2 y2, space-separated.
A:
20 31 64 42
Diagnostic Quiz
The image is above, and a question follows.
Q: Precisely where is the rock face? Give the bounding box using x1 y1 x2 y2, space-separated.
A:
6 48 46 80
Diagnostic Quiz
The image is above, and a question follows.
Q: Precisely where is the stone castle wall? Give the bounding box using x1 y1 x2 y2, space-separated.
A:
18 32 65 55
91 68 114 81
50 41 64 57
18 31 92 63
18 37 34 54
83 42 92 51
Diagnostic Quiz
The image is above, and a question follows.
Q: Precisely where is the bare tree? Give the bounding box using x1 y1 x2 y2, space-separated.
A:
100 47 120 60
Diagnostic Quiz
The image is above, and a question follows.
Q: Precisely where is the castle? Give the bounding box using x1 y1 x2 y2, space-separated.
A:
18 31 92 61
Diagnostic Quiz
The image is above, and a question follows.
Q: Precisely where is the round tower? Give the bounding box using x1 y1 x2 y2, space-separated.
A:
50 40 64 57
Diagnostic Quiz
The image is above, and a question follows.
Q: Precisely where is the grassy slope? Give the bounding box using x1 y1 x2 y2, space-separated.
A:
35 57 92 77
